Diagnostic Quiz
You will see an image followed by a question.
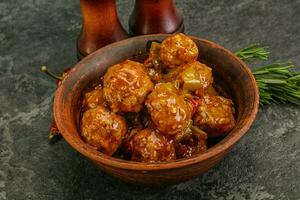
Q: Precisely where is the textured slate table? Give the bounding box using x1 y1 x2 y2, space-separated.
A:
0 0 299 199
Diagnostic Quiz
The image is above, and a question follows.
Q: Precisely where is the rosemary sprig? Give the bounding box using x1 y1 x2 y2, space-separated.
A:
235 45 300 106
235 44 269 62
253 62 300 105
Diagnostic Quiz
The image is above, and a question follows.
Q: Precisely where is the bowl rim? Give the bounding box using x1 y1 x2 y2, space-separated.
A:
54 34 259 171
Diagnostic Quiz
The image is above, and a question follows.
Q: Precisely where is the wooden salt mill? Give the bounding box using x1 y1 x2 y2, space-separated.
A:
77 0 128 59
129 0 184 35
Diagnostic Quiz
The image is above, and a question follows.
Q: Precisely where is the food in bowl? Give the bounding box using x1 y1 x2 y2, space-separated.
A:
80 33 236 163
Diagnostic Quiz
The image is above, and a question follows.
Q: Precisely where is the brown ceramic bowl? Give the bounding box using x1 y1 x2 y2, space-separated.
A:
54 34 259 185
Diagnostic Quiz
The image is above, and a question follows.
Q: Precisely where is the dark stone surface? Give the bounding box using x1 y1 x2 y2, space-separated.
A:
0 0 299 199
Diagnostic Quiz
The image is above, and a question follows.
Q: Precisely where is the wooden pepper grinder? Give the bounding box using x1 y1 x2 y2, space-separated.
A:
129 0 184 35
77 0 129 59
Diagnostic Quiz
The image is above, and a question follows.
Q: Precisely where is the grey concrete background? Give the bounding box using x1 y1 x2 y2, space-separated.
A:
0 0 300 199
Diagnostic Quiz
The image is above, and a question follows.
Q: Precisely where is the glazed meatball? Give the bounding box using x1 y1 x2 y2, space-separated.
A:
103 60 154 112
145 83 192 135
82 85 105 111
160 33 198 68
164 61 213 96
81 106 127 155
193 95 236 137
131 128 176 162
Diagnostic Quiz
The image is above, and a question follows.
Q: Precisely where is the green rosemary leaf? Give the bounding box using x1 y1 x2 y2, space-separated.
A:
235 44 300 106
235 44 269 62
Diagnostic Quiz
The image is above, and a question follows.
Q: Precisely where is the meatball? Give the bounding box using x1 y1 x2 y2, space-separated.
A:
131 128 176 162
81 106 127 155
160 33 198 68
164 61 213 95
103 60 154 112
145 83 192 135
193 95 236 137
82 85 105 111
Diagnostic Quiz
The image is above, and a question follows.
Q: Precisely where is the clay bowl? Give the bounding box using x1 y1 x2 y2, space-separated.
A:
54 34 259 185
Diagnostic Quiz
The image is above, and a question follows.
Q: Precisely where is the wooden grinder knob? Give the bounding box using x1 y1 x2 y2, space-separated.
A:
129 0 184 35
77 0 129 59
